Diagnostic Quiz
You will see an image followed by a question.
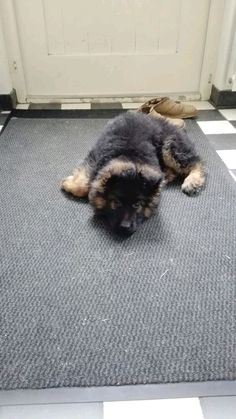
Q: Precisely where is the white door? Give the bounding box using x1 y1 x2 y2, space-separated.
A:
9 0 214 99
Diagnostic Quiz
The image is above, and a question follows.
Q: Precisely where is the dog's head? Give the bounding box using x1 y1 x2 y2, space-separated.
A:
89 159 163 235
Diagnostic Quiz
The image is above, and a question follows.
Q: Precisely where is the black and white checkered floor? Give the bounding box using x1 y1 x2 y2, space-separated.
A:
1 101 236 183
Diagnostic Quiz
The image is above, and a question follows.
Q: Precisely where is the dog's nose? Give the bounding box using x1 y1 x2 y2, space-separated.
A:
119 220 136 235
119 226 134 236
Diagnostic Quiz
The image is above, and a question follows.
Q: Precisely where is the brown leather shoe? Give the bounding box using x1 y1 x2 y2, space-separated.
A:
138 97 197 119
149 108 185 130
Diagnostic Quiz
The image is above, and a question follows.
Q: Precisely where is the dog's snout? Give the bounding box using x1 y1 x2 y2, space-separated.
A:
118 218 137 236
120 219 132 229
119 226 135 236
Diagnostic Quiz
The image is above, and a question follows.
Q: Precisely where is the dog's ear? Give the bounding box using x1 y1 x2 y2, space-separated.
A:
89 159 136 208
106 167 136 187
138 165 163 192
147 173 163 188
142 174 163 194
92 159 136 191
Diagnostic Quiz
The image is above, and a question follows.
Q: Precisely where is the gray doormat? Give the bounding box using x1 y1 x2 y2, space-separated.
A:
0 116 235 391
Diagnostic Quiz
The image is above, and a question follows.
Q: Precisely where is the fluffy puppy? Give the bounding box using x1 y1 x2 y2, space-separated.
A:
61 112 205 235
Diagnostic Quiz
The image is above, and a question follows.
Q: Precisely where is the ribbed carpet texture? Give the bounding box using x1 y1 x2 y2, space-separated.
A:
0 116 235 390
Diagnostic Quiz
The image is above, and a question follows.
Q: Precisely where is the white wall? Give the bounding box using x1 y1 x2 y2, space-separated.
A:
213 0 236 91
0 15 12 94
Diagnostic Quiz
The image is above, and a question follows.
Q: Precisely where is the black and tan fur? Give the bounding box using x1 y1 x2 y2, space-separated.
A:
61 112 205 234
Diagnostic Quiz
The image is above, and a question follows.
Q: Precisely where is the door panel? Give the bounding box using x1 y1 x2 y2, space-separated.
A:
14 0 211 97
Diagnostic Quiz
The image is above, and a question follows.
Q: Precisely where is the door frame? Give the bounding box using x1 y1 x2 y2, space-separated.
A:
0 0 225 103
0 0 27 103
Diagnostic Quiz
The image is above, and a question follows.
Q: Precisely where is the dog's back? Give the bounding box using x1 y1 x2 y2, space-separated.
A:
92 112 168 169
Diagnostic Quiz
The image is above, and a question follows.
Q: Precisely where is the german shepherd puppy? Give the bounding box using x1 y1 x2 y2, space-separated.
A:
61 112 205 235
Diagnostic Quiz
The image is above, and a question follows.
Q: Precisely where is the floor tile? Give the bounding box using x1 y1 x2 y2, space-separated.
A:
217 150 236 169
122 102 142 109
207 133 236 150
219 109 236 120
184 101 215 110
196 110 225 121
229 170 236 181
230 121 236 128
0 115 8 125
29 103 61 110
16 104 29 109
0 403 103 419
104 399 203 419
91 102 122 109
197 120 236 135
200 396 236 419
61 103 91 110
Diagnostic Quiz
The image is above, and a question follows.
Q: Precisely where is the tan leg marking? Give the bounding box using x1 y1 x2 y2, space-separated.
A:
163 168 177 185
61 168 90 197
162 148 205 195
162 148 183 173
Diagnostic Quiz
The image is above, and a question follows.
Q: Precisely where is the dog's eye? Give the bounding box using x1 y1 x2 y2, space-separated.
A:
111 199 121 209
114 199 121 206
133 202 142 210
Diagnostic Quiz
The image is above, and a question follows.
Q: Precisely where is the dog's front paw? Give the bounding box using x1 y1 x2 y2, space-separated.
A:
60 176 74 192
60 170 89 198
181 178 204 196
